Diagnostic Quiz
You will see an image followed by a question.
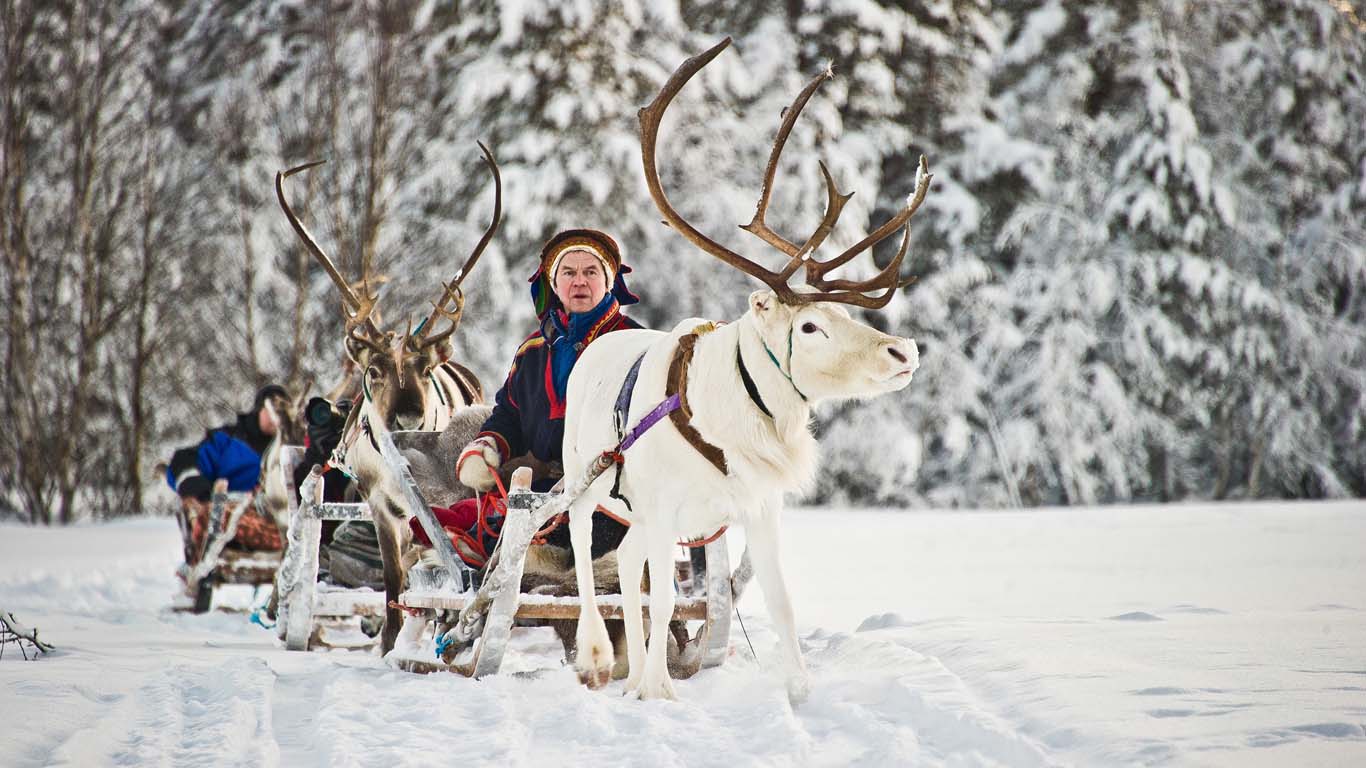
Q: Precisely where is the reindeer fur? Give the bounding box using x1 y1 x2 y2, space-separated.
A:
562 291 919 702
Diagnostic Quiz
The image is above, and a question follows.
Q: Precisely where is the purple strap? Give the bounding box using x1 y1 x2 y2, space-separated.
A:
619 394 681 452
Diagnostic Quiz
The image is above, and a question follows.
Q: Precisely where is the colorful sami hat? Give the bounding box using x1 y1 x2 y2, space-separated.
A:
529 228 640 317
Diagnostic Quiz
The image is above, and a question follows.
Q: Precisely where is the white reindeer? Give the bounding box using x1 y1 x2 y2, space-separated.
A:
275 147 496 652
562 39 929 703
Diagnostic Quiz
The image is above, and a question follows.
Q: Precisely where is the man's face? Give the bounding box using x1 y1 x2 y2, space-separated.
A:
258 403 279 436
553 249 609 314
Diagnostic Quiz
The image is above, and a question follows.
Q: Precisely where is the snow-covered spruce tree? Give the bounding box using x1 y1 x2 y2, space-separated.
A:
773 0 1007 505
1181 0 1366 497
954 2 1227 504
416 3 837 381
933 0 1143 507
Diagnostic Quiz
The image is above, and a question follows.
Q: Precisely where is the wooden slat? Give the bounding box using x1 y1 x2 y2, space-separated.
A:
314 590 386 617
215 550 283 585
398 590 708 621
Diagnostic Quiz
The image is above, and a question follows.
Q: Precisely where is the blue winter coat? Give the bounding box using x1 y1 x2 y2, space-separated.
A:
166 413 272 497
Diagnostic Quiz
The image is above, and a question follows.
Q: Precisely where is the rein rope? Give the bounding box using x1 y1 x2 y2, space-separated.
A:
761 327 809 402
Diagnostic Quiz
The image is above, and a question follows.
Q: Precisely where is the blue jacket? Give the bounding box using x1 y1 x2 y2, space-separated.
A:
166 413 272 498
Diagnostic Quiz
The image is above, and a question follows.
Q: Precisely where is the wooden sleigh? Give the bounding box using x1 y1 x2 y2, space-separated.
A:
274 426 744 678
174 479 286 614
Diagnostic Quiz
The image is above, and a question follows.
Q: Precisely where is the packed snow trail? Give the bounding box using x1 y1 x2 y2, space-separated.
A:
2 502 1364 767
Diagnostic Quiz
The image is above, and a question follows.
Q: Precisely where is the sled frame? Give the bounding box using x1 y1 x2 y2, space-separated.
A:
175 479 284 614
398 488 737 677
276 430 474 651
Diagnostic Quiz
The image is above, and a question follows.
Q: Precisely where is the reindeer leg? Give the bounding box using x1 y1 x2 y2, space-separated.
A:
748 501 810 705
615 524 647 694
570 496 613 689
374 503 407 655
634 519 679 701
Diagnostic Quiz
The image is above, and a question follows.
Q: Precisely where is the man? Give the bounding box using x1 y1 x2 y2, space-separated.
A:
167 384 290 553
412 228 641 564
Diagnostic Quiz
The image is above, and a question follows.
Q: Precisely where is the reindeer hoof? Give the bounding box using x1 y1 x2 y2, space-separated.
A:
633 673 677 701
577 665 612 690
575 621 615 690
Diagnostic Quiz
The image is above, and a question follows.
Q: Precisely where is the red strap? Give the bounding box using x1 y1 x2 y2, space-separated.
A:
455 446 485 477
679 525 728 548
388 600 426 617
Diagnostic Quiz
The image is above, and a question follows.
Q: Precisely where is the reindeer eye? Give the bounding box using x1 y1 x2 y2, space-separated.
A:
366 366 381 380
801 322 820 335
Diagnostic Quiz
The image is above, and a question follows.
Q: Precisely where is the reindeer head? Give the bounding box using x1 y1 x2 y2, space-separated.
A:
746 290 918 402
275 145 501 431
640 38 929 404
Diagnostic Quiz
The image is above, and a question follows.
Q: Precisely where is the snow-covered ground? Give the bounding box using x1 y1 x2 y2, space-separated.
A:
1 500 1363 767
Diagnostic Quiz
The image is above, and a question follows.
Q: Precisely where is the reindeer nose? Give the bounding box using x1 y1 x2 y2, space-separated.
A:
883 338 919 372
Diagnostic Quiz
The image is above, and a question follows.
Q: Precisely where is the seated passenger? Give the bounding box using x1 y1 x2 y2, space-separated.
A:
412 229 642 566
167 384 290 554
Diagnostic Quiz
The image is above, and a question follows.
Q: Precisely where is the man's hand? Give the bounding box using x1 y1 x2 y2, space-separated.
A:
457 436 502 492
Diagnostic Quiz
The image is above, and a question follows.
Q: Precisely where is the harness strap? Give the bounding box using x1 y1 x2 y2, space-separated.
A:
736 345 773 419
444 362 483 406
609 356 647 511
620 394 681 453
763 327 809 402
614 352 647 440
667 333 728 475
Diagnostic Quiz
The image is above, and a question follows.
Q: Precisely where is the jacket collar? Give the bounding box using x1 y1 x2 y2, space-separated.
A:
545 293 620 348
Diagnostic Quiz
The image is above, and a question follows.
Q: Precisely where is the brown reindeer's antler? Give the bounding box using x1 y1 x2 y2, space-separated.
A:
410 141 502 354
639 37 933 309
276 161 390 357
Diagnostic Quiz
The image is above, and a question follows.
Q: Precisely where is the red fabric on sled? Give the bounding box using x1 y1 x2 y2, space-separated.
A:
410 499 480 547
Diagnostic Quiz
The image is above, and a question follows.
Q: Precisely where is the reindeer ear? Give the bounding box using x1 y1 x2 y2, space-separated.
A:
426 340 453 366
749 290 776 315
344 338 371 366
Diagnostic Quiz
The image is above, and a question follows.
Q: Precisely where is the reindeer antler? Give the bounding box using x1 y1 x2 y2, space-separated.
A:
276 161 389 355
639 37 933 309
410 141 502 353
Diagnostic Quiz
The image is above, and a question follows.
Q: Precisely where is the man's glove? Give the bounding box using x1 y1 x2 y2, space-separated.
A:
456 435 502 492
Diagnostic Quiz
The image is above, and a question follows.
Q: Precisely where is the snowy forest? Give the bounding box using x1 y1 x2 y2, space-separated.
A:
2 0 1363 524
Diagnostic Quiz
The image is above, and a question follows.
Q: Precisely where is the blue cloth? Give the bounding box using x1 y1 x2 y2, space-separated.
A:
477 298 641 470
165 412 272 496
164 430 263 493
548 293 618 402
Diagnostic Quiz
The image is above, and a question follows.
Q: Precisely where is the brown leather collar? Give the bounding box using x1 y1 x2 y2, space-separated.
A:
666 331 728 475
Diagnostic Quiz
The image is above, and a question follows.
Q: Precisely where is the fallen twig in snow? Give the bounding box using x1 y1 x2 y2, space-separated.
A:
0 608 55 659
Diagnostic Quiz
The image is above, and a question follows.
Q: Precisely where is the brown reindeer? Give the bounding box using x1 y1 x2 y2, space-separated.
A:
275 144 499 653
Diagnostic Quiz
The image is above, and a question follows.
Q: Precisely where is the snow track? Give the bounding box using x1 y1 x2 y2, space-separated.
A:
3 505 1365 767
45 659 279 768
